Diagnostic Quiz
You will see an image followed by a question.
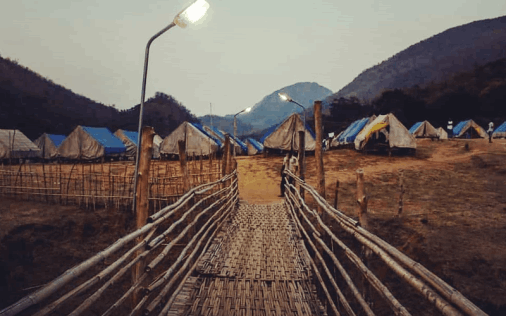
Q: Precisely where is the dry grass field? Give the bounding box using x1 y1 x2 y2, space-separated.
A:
1 139 505 314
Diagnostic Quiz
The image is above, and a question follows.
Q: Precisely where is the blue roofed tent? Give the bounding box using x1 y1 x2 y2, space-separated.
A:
452 120 487 138
331 116 376 148
408 122 423 134
245 138 264 155
229 134 248 154
114 129 138 157
57 126 126 160
160 121 220 156
262 113 316 151
34 133 66 159
203 125 247 154
492 121 506 138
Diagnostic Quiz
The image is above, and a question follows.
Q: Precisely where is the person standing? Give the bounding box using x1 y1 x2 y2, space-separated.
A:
447 119 453 139
487 122 494 143
287 152 299 193
279 153 290 196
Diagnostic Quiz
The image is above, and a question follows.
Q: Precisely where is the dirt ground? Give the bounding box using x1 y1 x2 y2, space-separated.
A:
1 139 506 314
236 138 506 315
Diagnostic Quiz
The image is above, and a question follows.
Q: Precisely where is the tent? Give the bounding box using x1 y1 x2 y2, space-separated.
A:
492 121 506 138
33 133 66 159
203 125 247 155
331 116 376 147
152 135 163 159
245 138 264 155
114 130 164 159
160 121 221 156
409 121 439 138
261 113 316 151
114 129 138 157
0 129 41 159
58 126 126 160
452 120 487 138
437 127 448 140
355 114 416 151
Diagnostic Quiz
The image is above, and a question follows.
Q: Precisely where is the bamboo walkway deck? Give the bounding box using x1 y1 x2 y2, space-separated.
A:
167 202 328 316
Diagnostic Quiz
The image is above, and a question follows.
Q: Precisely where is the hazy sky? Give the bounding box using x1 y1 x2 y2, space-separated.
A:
1 0 505 117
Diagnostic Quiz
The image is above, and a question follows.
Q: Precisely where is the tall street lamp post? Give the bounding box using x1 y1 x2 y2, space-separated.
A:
233 107 251 158
278 92 306 131
132 0 210 212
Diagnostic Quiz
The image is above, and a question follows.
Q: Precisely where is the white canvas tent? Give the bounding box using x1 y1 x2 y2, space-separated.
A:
0 129 41 159
58 126 126 160
261 113 316 151
33 133 66 159
160 122 220 156
409 121 439 138
355 114 416 150
437 127 448 140
152 135 163 159
331 115 376 147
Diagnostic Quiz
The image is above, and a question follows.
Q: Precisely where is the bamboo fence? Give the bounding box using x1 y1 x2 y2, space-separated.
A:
0 170 239 316
0 157 223 211
283 169 487 316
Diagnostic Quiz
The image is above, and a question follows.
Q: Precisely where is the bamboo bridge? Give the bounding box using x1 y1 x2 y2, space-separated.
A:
0 170 488 316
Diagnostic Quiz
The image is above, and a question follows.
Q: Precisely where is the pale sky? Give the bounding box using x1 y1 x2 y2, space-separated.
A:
1 0 505 117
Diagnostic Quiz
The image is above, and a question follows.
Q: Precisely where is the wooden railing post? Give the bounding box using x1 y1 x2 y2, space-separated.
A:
132 126 155 306
314 100 325 217
222 135 229 179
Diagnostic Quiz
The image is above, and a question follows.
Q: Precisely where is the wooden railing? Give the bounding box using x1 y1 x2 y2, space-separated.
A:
283 169 487 316
0 170 239 316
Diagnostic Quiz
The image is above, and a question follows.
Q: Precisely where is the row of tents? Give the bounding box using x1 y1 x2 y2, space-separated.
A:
2 114 505 160
330 116 506 151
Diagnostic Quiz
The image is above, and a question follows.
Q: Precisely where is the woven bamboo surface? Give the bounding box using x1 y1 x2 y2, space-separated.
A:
167 202 327 316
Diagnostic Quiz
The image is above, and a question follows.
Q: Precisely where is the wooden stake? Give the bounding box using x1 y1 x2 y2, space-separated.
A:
298 130 305 200
178 140 190 192
356 169 368 230
334 180 339 209
222 135 230 178
314 100 325 217
398 170 405 217
132 126 155 306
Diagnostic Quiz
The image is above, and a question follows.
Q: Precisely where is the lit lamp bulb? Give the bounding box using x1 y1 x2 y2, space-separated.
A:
174 0 210 28
245 107 251 113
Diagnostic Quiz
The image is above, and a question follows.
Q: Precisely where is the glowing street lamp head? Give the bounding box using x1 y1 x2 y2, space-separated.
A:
245 107 251 113
174 0 210 28
278 92 291 102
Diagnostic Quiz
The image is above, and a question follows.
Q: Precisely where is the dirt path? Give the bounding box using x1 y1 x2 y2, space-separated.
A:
236 156 283 204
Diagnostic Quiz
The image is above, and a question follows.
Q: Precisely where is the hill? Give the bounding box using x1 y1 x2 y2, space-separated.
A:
325 15 506 104
0 56 197 139
323 57 506 137
239 82 332 131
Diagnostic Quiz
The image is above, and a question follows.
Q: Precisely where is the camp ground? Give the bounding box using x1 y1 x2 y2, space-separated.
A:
437 127 448 140
203 125 246 155
0 129 41 160
33 133 66 159
160 121 221 156
57 126 126 160
354 113 416 152
331 116 376 148
451 120 488 138
261 113 316 152
408 120 439 138
244 137 264 155
492 121 506 138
